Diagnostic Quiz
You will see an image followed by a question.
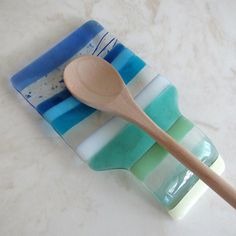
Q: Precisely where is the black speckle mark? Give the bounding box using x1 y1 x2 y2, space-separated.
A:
25 94 31 99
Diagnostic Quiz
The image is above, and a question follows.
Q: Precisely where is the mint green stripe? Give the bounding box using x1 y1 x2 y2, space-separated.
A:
130 116 194 180
89 86 180 171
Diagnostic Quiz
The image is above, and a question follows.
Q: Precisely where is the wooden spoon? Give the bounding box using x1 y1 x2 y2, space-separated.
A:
64 55 236 209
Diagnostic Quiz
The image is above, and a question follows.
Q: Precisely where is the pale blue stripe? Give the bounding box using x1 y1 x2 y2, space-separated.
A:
43 97 79 122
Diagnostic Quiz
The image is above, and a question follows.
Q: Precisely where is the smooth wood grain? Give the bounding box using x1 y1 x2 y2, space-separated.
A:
64 55 236 209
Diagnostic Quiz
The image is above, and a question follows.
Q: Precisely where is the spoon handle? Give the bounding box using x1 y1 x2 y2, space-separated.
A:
119 97 236 209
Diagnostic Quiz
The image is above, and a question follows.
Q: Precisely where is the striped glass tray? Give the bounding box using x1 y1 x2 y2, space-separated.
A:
11 20 224 219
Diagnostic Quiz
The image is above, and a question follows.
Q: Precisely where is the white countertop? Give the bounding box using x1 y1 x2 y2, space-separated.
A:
0 0 236 235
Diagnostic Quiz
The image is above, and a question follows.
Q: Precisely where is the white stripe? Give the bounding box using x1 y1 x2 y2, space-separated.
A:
63 66 160 149
76 75 170 161
21 29 115 106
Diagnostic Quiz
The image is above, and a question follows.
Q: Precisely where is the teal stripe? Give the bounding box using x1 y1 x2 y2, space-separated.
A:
119 55 145 84
43 97 79 122
89 86 180 171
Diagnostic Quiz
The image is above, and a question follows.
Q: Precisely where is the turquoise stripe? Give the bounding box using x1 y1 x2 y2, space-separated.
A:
119 55 145 84
51 103 95 135
89 86 181 171
43 97 79 122
111 48 134 71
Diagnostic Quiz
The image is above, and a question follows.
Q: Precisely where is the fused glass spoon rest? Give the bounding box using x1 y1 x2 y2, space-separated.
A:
11 20 225 219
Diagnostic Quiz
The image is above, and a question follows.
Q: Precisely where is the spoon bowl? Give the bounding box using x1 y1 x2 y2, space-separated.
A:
64 56 125 110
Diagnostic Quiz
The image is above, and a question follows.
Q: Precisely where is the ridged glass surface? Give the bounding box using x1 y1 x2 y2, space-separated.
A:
144 127 218 209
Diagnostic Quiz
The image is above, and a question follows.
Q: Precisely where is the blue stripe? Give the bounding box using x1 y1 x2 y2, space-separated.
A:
11 20 104 91
119 55 146 84
36 89 71 114
104 44 125 63
43 97 79 122
52 104 95 135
